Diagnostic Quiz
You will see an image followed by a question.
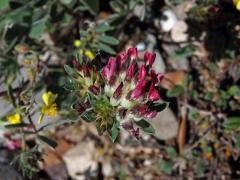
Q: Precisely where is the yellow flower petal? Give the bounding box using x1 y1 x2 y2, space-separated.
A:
85 50 95 60
234 0 240 5
237 1 240 10
74 40 82 47
7 113 21 124
42 91 57 106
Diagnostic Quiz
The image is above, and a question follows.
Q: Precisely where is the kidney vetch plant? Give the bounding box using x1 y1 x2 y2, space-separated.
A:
64 48 167 142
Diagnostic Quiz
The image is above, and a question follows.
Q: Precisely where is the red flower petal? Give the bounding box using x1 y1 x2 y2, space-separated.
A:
127 48 138 60
144 51 156 67
101 57 116 83
138 64 146 81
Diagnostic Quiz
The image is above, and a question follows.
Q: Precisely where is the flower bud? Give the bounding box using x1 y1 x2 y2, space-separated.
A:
127 48 138 60
148 82 160 101
113 82 123 99
131 80 146 99
76 103 85 114
144 51 156 67
118 108 127 119
83 64 90 77
138 64 146 81
116 52 127 69
102 57 116 83
145 110 157 118
88 85 99 95
126 63 135 81
131 128 139 139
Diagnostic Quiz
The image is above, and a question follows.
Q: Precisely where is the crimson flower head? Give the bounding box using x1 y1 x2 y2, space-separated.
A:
66 48 166 141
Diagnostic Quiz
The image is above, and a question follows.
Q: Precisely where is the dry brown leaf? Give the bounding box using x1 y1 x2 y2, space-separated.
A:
42 139 72 169
161 71 186 90
178 107 187 154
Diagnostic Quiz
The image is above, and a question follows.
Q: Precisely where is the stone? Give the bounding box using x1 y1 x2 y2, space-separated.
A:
152 51 166 73
63 141 98 179
160 10 178 32
149 108 178 140
102 161 113 177
0 164 23 180
171 21 188 42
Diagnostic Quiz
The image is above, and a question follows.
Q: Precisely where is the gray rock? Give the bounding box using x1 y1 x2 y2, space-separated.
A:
149 108 178 140
63 141 98 180
0 164 23 180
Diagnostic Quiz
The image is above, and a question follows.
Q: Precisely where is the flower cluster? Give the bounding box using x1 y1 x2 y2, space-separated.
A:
38 91 58 124
65 48 165 141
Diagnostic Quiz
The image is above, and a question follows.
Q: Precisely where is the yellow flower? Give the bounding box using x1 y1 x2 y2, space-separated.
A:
38 91 58 124
85 50 95 60
7 113 22 124
234 0 240 10
74 40 82 47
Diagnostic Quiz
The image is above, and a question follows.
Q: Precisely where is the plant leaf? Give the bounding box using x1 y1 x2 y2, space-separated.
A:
64 65 79 79
149 102 167 112
223 117 240 130
0 0 9 10
167 85 184 97
37 135 57 149
96 35 119 45
170 44 195 60
108 121 120 142
81 0 99 15
110 1 124 13
29 19 46 39
95 22 111 33
135 119 155 134
81 112 95 122
159 160 174 175
98 42 116 55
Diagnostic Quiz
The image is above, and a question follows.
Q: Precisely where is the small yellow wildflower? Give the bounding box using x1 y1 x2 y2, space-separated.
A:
85 50 95 60
234 0 240 10
38 91 58 124
7 113 22 124
74 40 82 47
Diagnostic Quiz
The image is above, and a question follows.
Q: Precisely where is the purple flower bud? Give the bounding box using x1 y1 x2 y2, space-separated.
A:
88 85 99 95
148 82 160 101
83 64 90 77
131 80 146 99
72 59 81 71
116 52 128 69
157 73 164 83
144 51 156 67
102 57 116 83
76 103 85 114
113 82 123 99
131 128 140 139
127 48 138 60
126 63 135 81
145 110 157 118
122 121 134 130
118 108 127 119
138 64 146 81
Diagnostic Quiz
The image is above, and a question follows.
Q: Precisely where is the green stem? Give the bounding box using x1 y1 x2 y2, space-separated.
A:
7 85 17 108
